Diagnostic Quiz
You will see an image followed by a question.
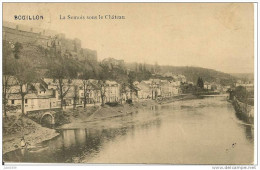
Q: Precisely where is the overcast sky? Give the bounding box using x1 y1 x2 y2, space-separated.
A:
3 3 254 73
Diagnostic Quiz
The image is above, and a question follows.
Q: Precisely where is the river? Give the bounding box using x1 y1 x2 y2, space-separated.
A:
3 96 254 164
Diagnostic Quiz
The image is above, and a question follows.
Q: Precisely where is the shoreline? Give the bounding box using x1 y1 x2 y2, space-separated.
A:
3 117 59 155
3 94 199 155
59 99 158 129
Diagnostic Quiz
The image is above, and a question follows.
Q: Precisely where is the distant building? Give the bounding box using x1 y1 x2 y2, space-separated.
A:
136 79 182 100
3 21 98 62
160 82 172 97
204 82 212 90
235 82 254 92
72 79 101 105
101 58 124 69
162 72 174 78
3 25 52 49
55 34 82 59
105 80 120 102
80 48 98 62
137 81 151 99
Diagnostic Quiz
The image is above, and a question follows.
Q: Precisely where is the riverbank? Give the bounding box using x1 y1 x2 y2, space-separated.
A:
3 116 59 154
4 96 253 164
3 94 197 154
232 97 254 124
60 94 198 129
157 94 200 105
60 99 157 129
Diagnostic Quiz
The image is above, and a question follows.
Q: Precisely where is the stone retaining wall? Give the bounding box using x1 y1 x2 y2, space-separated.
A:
233 97 254 124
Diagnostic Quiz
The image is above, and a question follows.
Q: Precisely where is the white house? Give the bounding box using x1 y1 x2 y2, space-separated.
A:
105 80 120 102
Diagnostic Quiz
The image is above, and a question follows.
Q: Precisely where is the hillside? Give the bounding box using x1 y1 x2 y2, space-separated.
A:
160 66 236 85
230 73 254 82
4 41 237 86
126 63 237 86
3 41 101 79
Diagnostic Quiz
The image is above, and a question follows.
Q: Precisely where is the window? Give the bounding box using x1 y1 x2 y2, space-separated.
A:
11 100 14 104
25 99 28 104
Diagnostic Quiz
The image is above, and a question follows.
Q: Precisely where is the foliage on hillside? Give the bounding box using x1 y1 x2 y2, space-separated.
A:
126 63 236 86
230 73 254 82
160 66 236 86
4 41 236 86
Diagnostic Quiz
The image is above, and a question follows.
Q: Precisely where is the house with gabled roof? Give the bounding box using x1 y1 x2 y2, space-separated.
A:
7 78 59 114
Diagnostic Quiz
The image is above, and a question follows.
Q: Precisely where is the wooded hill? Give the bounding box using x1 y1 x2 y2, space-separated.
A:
126 63 237 86
3 41 237 86
230 73 254 83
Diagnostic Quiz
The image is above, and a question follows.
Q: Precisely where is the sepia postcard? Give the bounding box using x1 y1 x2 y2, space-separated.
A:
1 1 258 169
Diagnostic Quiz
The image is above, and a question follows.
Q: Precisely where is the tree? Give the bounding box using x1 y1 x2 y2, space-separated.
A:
135 63 138 72
234 86 248 103
143 63 147 72
120 83 127 103
98 80 106 106
7 42 39 116
97 64 109 106
79 70 92 108
2 40 17 117
73 85 79 110
2 75 12 117
13 42 23 59
14 59 38 115
139 63 143 72
128 71 136 99
197 77 204 89
201 78 204 89
46 56 73 110
154 62 161 74
46 38 81 110
82 80 88 108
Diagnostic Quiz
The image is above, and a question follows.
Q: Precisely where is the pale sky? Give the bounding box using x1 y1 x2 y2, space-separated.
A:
3 3 254 73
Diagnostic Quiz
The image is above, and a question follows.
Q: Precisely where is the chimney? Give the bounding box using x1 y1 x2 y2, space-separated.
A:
16 25 19 30
43 30 45 35
30 28 33 32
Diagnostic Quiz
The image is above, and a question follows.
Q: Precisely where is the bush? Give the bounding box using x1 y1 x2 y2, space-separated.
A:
234 86 248 103
6 105 21 112
105 102 120 107
126 99 132 104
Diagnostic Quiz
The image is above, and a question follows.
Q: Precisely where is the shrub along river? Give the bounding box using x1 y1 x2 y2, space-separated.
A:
3 96 254 164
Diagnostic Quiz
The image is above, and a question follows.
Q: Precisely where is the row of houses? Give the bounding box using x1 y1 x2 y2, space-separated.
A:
5 77 183 114
5 77 120 113
235 80 254 92
203 81 233 93
161 72 187 83
136 79 181 99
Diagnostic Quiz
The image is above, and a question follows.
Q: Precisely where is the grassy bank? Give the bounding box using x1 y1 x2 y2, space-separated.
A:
3 94 197 154
60 100 157 129
156 94 200 104
60 95 198 129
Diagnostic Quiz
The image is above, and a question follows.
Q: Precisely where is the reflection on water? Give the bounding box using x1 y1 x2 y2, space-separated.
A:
3 97 254 164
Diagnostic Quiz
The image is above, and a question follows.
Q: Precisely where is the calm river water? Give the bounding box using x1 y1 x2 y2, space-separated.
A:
3 97 254 164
